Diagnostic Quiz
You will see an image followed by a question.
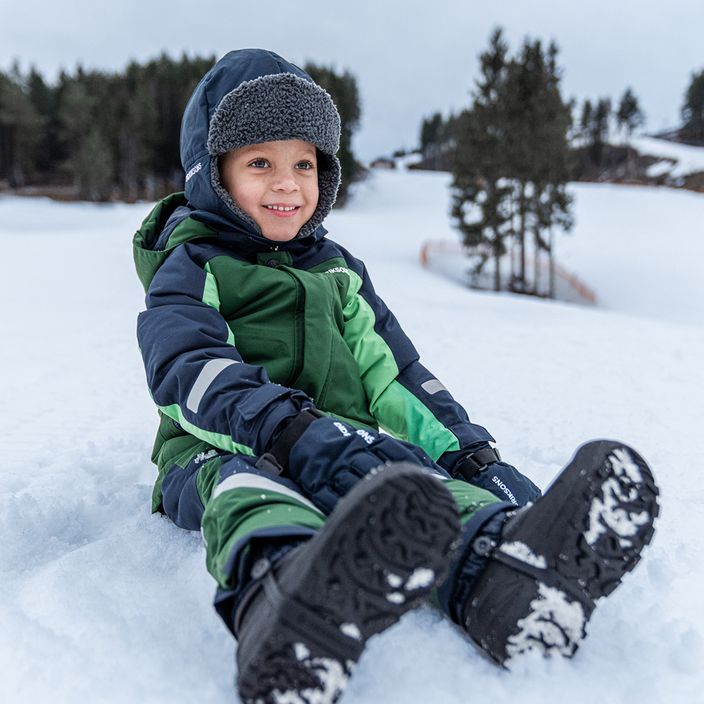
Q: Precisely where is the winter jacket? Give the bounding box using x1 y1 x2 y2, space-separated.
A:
133 51 494 513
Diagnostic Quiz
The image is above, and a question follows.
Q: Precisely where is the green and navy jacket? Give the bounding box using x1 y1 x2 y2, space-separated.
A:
133 50 493 513
134 192 494 509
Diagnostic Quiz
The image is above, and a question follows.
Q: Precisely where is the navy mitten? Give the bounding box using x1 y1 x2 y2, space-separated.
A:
260 410 446 514
469 460 541 506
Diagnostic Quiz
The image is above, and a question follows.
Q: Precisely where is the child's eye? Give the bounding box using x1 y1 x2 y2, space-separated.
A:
296 160 316 170
248 158 269 168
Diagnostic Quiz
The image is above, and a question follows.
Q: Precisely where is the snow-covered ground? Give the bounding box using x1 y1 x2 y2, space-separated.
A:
557 183 704 326
1 171 703 703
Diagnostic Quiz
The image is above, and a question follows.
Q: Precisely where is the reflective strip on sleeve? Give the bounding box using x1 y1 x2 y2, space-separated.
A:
186 358 239 413
421 379 447 395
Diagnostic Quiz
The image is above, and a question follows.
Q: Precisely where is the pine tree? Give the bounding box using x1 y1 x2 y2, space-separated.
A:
110 60 157 201
451 28 512 291
501 39 572 293
526 41 573 294
579 100 593 145
616 88 644 178
0 64 43 187
451 29 573 296
26 66 56 176
56 66 123 200
616 87 645 139
56 73 99 197
589 98 611 166
452 108 512 291
420 112 443 153
145 53 216 191
74 126 115 201
682 70 704 144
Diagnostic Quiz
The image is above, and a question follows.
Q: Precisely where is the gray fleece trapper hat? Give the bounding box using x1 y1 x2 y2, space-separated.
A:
207 71 342 239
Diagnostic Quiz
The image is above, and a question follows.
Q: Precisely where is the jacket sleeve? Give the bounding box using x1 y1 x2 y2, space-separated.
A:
136 243 312 457
337 246 494 461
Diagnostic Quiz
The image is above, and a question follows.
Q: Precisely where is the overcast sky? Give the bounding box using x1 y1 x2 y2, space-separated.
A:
2 0 703 161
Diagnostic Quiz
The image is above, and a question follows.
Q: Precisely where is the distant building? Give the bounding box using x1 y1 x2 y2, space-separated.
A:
370 157 396 169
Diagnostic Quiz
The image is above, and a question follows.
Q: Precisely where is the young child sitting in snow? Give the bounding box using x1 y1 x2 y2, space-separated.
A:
133 48 659 704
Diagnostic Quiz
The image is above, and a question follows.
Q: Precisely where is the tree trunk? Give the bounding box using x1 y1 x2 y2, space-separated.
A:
509 185 517 281
519 182 526 290
0 125 14 182
549 227 555 299
493 227 502 292
533 231 540 295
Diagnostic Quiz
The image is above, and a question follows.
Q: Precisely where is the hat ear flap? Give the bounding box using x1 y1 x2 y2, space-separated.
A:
304 150 341 234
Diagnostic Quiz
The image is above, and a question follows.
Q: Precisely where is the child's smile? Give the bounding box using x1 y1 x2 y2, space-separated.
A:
262 203 302 218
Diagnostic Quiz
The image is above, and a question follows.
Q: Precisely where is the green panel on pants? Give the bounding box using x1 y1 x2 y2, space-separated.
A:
443 477 502 524
194 456 499 591
200 469 326 589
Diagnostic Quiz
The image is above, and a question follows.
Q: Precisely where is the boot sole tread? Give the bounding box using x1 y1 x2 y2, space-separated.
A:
238 463 460 704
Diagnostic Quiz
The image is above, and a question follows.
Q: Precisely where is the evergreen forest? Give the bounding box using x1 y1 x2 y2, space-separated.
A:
0 54 363 204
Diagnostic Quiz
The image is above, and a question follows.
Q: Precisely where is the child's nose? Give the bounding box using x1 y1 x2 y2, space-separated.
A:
271 170 299 192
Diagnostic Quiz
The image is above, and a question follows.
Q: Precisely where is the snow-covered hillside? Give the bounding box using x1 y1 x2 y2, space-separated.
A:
1 172 703 704
630 135 704 179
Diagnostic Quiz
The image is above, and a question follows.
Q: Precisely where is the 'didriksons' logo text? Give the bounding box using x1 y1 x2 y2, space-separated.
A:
185 162 203 182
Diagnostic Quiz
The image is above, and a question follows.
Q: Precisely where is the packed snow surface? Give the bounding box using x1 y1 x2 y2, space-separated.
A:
1 170 703 703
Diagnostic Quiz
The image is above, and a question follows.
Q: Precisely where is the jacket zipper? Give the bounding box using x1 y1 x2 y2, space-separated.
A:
283 271 305 387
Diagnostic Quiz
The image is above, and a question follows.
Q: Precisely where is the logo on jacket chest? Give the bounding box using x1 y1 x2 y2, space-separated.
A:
324 266 351 276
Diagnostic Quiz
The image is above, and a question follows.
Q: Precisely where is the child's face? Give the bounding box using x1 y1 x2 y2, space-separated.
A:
220 139 320 242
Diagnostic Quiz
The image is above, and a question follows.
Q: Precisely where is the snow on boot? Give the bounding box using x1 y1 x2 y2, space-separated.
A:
234 462 461 704
459 439 659 667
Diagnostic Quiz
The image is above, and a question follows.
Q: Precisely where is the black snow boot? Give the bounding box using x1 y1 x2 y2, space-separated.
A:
233 462 461 704
456 440 659 666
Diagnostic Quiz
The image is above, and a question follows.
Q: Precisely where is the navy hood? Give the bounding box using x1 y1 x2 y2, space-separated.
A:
179 48 341 247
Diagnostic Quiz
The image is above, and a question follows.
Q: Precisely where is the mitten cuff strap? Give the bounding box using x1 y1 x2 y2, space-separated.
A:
255 408 324 475
454 446 501 481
